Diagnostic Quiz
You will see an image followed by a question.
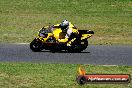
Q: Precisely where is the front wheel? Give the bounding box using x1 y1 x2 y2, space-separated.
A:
30 38 43 52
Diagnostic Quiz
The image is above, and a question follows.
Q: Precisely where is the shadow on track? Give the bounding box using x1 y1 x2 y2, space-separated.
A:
36 50 90 53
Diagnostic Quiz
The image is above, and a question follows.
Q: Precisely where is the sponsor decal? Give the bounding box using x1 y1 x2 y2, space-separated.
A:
76 65 131 85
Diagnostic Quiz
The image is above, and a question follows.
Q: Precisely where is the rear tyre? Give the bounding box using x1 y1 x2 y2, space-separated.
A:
30 38 43 52
80 40 88 51
67 40 88 53
67 45 81 53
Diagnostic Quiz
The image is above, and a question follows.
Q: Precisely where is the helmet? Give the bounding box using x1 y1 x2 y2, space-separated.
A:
60 20 69 31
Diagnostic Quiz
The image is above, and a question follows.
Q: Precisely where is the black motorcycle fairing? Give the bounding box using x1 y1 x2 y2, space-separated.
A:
30 38 44 52
78 30 94 35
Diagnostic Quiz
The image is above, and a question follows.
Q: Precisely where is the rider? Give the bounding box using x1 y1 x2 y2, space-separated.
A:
53 20 79 46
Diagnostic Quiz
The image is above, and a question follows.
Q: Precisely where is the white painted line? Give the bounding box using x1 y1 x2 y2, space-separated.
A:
14 43 29 44
102 65 118 66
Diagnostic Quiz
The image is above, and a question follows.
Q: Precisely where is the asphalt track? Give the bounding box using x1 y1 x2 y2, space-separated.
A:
0 44 132 66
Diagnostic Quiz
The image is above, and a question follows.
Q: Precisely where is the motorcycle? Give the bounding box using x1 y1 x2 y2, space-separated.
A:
30 25 94 52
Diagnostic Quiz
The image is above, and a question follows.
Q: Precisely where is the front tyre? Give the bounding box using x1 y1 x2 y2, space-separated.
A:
30 38 43 52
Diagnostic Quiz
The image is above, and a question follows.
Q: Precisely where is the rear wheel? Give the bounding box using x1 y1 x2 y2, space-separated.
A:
80 40 88 51
30 38 43 52
67 40 88 53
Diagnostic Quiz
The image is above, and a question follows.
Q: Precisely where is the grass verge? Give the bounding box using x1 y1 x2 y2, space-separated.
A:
0 63 131 88
0 0 132 44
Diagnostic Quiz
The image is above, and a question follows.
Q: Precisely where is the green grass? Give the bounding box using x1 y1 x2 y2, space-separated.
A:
0 1 132 88
0 63 131 88
0 0 132 44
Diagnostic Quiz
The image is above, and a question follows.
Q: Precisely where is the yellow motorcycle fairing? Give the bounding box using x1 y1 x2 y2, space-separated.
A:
52 23 79 43
53 28 68 43
36 23 94 44
81 34 93 40
52 28 62 39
